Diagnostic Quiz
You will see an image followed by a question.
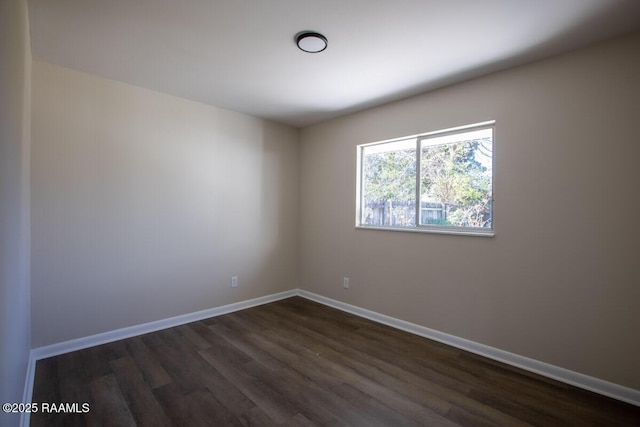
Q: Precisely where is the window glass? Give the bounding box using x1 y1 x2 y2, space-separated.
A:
420 128 493 228
357 122 494 236
361 139 416 227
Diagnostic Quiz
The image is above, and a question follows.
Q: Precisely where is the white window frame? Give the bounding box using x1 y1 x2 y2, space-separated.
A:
356 121 495 237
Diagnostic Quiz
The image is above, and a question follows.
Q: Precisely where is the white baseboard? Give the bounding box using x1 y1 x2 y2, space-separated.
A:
297 290 640 407
31 289 297 361
20 353 36 427
21 289 297 427
21 287 639 426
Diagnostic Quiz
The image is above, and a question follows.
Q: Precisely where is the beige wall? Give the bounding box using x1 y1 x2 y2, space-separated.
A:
0 0 32 424
31 61 299 347
300 32 640 390
26 22 640 394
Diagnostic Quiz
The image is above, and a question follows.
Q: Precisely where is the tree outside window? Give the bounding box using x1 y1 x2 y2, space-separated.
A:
359 123 493 234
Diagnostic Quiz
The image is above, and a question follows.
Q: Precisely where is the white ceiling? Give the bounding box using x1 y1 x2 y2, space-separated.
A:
28 0 640 127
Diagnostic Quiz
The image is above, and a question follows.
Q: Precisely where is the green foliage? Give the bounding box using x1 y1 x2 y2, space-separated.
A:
421 138 492 227
363 149 416 202
362 137 492 228
422 218 451 226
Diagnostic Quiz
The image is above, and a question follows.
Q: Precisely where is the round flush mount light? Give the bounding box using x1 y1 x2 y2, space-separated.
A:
296 31 328 53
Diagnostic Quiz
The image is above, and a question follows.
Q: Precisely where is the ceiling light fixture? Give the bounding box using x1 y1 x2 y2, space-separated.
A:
296 31 328 53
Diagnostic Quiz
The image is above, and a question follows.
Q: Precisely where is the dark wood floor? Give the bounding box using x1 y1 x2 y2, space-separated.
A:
31 297 640 426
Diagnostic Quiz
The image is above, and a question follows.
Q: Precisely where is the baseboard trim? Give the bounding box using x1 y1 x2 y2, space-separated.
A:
297 290 640 407
31 289 297 361
22 290 297 427
20 352 37 427
22 287 639 422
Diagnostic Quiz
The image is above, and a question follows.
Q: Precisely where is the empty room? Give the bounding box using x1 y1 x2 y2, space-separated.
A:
2 0 640 425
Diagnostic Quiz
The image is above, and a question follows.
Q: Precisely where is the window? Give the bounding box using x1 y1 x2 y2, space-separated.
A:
356 121 494 236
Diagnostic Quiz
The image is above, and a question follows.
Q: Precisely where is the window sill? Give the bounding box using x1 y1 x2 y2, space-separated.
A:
355 225 495 237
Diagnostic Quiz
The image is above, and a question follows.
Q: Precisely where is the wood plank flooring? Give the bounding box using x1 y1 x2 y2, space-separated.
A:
31 297 640 426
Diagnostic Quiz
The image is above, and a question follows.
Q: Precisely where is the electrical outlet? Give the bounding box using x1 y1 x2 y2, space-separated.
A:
231 276 238 288
343 277 350 289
